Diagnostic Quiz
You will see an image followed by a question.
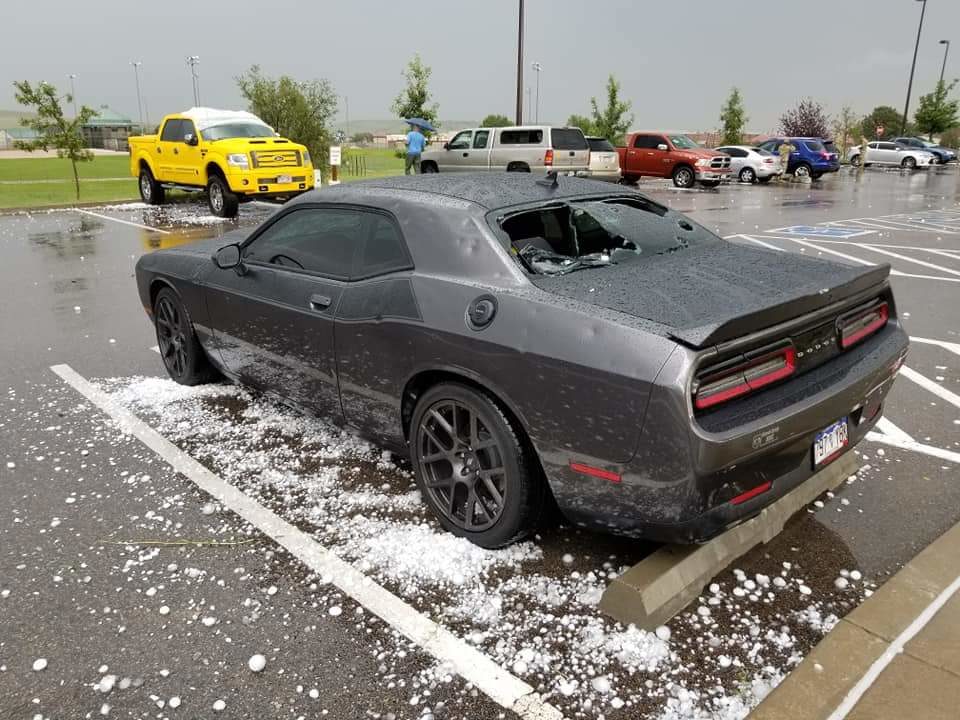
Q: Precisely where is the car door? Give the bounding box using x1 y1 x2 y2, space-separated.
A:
334 212 417 448
175 118 204 186
442 130 474 172
879 142 901 164
467 129 491 171
155 119 183 181
204 205 363 421
631 134 667 177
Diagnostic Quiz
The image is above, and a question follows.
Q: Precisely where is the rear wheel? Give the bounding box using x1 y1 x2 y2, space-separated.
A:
793 162 812 179
153 288 218 386
411 382 545 548
421 162 439 173
207 174 239 218
739 166 756 183
849 154 861 167
139 167 164 205
901 156 917 169
672 165 695 188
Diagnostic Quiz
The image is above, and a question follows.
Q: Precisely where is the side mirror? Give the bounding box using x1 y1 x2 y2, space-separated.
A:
213 243 242 270
443 143 450 150
657 143 668 151
184 133 198 146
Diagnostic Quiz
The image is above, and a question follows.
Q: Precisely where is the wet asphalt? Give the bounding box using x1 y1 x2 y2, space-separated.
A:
1 166 959 719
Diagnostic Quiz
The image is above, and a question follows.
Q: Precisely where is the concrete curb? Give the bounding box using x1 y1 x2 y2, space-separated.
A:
748 509 960 719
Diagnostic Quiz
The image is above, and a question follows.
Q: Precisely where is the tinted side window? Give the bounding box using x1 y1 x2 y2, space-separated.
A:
551 128 588 150
587 138 615 152
356 215 411 278
160 119 183 142
759 140 779 152
500 129 544 145
721 147 747 157
804 140 825 152
473 130 490 149
244 208 362 278
879 143 897 151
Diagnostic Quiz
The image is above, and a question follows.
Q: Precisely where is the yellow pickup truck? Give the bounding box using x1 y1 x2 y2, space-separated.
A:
128 108 314 217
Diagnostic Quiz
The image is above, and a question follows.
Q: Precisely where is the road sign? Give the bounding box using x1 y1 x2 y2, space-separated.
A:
329 145 342 166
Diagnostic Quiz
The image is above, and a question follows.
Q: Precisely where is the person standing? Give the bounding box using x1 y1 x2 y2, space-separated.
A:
405 124 426 175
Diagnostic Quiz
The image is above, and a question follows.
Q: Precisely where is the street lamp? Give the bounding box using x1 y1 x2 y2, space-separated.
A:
515 0 524 125
532 62 543 123
67 73 78 117
901 0 927 134
131 61 144 128
186 56 201 106
939 39 951 85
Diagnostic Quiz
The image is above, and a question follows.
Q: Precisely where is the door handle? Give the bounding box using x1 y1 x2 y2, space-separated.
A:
309 293 332 310
462 152 469 157
157 148 162 154
173 147 179 155
569 151 575 156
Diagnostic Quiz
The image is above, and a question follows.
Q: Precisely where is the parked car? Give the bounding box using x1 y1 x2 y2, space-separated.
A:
136 174 908 548
846 142 935 169
714 145 783 183
585 136 622 182
891 137 958 164
756 137 840 179
419 126 589 174
617 132 731 188
128 108 314 218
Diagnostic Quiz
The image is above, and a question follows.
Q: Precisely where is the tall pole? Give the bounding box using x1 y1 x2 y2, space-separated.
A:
131 61 144 128
515 0 524 125
67 74 78 117
345 95 350 139
901 0 927 134
186 56 201 106
526 87 532 121
532 62 542 123
939 40 951 85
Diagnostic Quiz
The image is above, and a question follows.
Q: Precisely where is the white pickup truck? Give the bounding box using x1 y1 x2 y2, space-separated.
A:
419 126 590 174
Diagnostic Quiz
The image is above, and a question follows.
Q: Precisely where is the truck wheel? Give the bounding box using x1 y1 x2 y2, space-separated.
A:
139 167 164 205
421 162 439 173
619 174 640 185
672 165 695 188
739 167 756 183
207 175 239 218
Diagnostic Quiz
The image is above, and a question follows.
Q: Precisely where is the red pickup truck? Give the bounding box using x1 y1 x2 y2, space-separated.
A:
617 132 731 188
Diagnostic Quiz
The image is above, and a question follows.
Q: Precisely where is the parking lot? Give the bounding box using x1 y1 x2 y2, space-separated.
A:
1 167 958 719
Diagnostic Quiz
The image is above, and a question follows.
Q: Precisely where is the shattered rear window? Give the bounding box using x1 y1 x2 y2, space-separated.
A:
499 196 718 276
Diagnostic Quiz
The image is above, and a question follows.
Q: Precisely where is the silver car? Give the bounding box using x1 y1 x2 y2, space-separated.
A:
846 141 935 169
420 126 590 174
714 145 783 183
586 136 622 182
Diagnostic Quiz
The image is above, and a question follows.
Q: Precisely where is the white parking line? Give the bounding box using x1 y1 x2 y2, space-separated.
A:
49 363 564 720
826 574 960 720
74 208 171 235
728 234 784 251
909 336 960 357
898 366 960 410
794 239 960 254
865 431 960 464
861 245 960 278
775 237 875 266
873 416 914 443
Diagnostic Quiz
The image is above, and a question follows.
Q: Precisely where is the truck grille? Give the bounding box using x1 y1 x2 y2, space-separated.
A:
710 156 731 170
251 150 301 169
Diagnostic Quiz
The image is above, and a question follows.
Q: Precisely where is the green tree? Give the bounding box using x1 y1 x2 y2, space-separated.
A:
566 114 597 136
939 126 960 149
351 131 374 145
831 105 860 159
914 80 960 141
719 87 748 145
480 113 511 128
391 54 439 129
236 65 338 175
860 105 906 139
13 80 97 201
779 98 829 138
588 74 633 145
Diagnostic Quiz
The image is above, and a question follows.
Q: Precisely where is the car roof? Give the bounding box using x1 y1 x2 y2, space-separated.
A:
290 173 624 211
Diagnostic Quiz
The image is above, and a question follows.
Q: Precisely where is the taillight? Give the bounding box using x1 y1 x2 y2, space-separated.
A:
820 151 831 159
763 158 775 163
694 343 797 410
545 148 554 166
838 302 888 349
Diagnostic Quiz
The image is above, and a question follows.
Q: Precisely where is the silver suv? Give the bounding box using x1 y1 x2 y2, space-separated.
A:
420 126 590 174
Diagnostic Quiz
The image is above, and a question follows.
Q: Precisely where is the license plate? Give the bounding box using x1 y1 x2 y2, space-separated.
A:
813 417 849 467
277 174 292 184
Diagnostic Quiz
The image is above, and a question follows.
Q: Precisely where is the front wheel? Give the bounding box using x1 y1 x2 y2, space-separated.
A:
672 165 695 188
139 167 164 205
153 288 219 386
849 154 861 167
411 383 545 548
901 156 917 169
739 166 756 183
207 175 239 218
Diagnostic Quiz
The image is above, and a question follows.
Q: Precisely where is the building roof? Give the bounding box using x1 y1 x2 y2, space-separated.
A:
83 106 135 127
1 126 42 138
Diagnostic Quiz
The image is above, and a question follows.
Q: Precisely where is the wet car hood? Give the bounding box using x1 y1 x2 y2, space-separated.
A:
529 241 889 348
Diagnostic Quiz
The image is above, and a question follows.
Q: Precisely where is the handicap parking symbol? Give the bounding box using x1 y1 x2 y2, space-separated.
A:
772 225 873 238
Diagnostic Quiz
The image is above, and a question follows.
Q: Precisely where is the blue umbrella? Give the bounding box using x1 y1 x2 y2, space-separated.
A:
405 117 437 133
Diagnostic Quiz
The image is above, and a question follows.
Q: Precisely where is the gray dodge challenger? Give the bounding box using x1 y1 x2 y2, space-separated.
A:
135 174 908 548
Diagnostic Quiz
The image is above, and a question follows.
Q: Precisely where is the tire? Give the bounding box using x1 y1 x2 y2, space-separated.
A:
421 162 439 173
901 156 917 169
620 174 640 185
739 166 756 183
153 288 219 386
672 165 695 188
207 174 239 218
410 382 545 548
930 155 941 165
793 163 812 179
849 154 861 167
506 163 531 173
757 176 773 184
139 166 164 205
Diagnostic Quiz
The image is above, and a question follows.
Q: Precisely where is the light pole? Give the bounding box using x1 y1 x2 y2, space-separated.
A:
344 95 350 140
131 61 144 128
939 39 951 85
532 62 543 123
515 0 524 125
67 73 78 117
186 56 201 106
901 0 927 134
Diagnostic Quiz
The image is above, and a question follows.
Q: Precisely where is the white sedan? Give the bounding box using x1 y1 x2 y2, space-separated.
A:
846 142 935 169
714 145 783 183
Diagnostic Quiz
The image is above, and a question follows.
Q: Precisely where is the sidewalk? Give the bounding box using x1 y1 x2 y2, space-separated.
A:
750 518 960 720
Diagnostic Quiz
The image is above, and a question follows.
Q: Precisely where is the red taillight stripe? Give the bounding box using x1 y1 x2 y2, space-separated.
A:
694 345 796 410
839 303 889 349
730 480 772 505
569 461 621 483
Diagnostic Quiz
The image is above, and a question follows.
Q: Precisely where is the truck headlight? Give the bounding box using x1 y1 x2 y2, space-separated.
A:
301 150 311 167
695 158 710 167
227 153 249 169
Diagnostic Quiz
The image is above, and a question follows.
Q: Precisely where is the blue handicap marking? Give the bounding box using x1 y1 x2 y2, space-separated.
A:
775 225 869 238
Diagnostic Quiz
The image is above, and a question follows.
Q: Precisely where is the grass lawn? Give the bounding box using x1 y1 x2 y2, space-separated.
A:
0 179 138 209
0 154 131 181
341 147 406 180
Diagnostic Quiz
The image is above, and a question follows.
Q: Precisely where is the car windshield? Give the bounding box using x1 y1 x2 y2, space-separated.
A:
668 135 701 149
499 196 718 276
200 122 276 141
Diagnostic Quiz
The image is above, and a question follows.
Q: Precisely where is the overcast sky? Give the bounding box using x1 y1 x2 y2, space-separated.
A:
3 0 958 132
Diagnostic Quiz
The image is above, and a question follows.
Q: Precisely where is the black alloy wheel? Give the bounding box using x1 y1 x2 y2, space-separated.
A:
153 288 217 386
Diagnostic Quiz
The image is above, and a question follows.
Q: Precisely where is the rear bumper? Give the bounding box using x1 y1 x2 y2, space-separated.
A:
588 169 623 182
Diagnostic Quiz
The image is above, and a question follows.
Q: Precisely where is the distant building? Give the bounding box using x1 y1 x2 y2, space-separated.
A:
82 106 137 150
0 126 42 150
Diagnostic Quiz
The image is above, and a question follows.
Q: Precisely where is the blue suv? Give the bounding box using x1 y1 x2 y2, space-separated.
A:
892 137 957 164
757 137 840 179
